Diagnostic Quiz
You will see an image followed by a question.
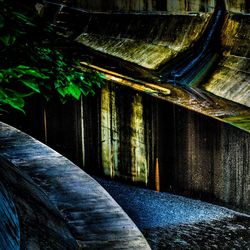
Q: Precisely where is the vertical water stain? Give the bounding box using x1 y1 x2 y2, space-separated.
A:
101 84 120 177
130 93 148 184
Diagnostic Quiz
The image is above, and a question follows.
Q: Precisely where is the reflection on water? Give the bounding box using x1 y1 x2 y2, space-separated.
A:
95 177 250 249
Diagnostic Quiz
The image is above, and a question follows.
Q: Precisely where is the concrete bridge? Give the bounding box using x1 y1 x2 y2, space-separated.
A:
0 122 150 249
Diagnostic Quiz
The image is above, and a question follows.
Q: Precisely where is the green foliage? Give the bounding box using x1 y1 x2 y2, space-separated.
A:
0 0 104 112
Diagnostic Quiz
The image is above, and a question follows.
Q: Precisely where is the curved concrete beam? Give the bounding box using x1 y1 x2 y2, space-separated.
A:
0 156 78 249
0 121 150 249
0 182 20 250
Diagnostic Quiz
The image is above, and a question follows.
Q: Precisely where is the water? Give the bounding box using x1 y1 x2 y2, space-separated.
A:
95 177 250 249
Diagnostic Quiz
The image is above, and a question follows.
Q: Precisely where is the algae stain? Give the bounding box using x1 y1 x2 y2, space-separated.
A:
221 17 239 50
101 86 120 177
130 94 148 184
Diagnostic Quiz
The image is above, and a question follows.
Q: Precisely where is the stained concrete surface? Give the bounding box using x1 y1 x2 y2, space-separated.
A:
0 122 150 249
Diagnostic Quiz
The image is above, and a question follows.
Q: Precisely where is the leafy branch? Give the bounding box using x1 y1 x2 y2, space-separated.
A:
0 0 104 113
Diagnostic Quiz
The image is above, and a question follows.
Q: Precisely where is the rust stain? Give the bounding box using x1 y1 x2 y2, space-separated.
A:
155 158 160 192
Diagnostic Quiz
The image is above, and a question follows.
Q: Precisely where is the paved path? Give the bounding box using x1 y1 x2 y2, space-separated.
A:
96 177 250 249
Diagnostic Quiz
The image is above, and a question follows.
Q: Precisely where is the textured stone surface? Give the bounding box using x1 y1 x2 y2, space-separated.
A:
74 0 216 12
4 0 249 217
0 182 20 250
80 83 250 213
205 14 250 107
75 13 210 69
3 79 248 214
0 122 150 249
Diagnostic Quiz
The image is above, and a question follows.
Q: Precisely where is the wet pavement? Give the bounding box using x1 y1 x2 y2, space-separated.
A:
95 177 250 249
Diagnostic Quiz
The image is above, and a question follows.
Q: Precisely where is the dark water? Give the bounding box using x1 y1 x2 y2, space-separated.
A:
95 177 250 249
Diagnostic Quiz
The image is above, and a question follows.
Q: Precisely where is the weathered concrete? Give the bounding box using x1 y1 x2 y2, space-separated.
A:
0 122 150 249
0 157 78 250
100 84 149 183
2 80 249 214
0 182 20 250
71 0 249 13
205 14 250 107
226 0 250 13
44 1 213 69
73 0 216 12
79 81 250 213
75 13 211 69
42 1 250 131
3 0 248 216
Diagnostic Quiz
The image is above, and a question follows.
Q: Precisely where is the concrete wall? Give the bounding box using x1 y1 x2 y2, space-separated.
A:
0 123 150 249
226 0 250 13
73 0 215 12
0 182 20 250
50 0 250 13
2 81 249 212
80 81 250 212
99 84 149 183
204 14 250 107
75 13 210 69
4 0 249 214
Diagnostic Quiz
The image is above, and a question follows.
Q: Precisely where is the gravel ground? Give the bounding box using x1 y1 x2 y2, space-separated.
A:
95 177 250 249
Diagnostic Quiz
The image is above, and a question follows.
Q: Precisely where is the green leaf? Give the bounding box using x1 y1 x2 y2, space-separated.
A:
20 79 40 93
54 79 63 89
16 65 30 70
0 34 16 46
80 88 88 96
57 83 82 100
67 83 81 100
0 1 104 113
12 11 35 26
57 87 67 97
0 88 8 99
3 68 19 78
2 94 25 113
16 66 50 79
